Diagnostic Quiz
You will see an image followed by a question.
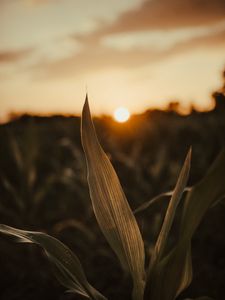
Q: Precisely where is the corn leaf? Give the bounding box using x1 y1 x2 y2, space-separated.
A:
169 149 225 299
81 95 145 300
0 224 107 300
0 174 25 211
144 149 191 300
133 188 191 215
180 149 225 240
144 241 192 300
154 148 191 264
144 149 225 300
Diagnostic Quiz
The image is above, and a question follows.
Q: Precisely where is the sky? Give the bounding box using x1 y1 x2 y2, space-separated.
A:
0 0 225 119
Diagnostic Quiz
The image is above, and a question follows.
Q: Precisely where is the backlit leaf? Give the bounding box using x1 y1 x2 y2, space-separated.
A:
81 95 145 300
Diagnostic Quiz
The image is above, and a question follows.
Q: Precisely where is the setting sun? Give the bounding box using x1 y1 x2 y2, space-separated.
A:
113 107 130 123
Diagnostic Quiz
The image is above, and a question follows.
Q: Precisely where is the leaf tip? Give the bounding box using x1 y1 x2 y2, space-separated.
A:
83 93 90 115
185 146 192 170
188 146 192 158
85 92 88 105
82 93 92 131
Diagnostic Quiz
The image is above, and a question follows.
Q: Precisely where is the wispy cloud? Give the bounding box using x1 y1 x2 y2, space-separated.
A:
30 22 225 80
101 0 225 34
0 48 33 64
23 0 59 6
31 0 223 80
0 0 224 115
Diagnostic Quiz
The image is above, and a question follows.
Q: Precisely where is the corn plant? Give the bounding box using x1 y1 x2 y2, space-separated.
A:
0 95 225 300
0 122 86 229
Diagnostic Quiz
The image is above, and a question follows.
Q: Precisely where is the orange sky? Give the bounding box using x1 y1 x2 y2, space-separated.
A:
0 0 225 119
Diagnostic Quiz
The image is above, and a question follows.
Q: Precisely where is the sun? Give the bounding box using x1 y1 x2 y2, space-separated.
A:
113 107 130 123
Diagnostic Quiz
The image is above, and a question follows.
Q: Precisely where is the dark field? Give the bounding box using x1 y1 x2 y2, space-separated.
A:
0 90 225 300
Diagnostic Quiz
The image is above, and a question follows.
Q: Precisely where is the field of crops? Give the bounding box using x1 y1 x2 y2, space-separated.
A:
0 90 225 300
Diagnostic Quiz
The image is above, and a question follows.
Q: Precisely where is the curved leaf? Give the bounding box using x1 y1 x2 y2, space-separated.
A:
181 149 225 240
81 95 145 300
0 224 106 300
133 188 191 215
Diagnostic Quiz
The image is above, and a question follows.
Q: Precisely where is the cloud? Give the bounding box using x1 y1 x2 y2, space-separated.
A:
69 0 225 51
3 0 224 80
23 0 58 6
101 22 225 51
70 0 225 49
102 0 225 34
0 0 57 7
30 27 225 80
0 48 33 64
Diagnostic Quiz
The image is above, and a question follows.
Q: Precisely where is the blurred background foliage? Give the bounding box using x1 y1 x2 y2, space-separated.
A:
0 73 225 300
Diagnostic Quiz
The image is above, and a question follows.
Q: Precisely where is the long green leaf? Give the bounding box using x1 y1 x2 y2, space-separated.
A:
81 95 145 300
0 224 106 300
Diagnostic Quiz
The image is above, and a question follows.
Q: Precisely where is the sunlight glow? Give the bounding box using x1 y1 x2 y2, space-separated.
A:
114 107 130 123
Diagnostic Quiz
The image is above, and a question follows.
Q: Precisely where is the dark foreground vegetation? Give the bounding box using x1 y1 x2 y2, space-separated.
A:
0 78 225 300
